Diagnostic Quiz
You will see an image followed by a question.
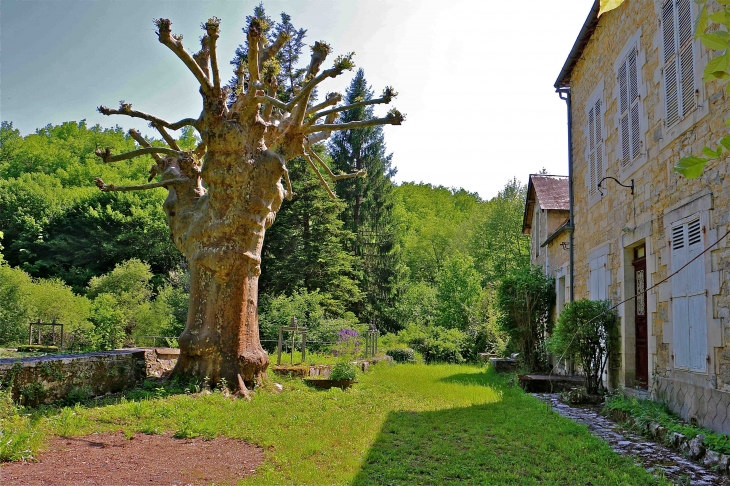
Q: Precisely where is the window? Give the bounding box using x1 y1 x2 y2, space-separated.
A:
618 44 642 168
671 216 707 372
662 0 696 129
589 254 609 301
587 96 604 199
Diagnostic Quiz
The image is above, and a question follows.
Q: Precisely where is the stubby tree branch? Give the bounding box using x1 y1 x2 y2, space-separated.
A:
303 154 336 199
153 125 182 151
260 30 291 65
98 102 198 130
308 87 398 123
95 146 181 163
204 17 222 89
306 93 342 116
154 18 213 92
94 177 187 192
305 109 405 134
127 129 164 163
193 35 211 79
306 148 366 181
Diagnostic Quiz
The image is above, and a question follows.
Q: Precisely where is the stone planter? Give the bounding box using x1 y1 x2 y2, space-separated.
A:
303 378 354 390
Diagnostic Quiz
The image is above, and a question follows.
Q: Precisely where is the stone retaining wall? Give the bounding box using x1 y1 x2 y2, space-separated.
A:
0 349 147 406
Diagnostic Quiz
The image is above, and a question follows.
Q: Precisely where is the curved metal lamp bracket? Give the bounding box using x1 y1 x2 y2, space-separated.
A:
597 177 634 197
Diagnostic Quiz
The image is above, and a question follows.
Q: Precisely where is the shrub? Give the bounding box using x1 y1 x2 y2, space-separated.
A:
400 325 466 364
496 266 554 372
386 348 415 363
548 299 619 395
330 361 357 381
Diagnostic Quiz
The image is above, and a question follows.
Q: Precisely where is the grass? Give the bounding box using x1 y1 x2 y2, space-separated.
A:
0 363 668 485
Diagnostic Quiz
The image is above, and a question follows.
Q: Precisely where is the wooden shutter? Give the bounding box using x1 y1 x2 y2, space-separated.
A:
588 105 597 196
671 222 690 368
671 218 707 371
663 0 680 128
677 0 696 116
619 46 642 167
686 218 706 372
589 255 608 301
595 99 603 187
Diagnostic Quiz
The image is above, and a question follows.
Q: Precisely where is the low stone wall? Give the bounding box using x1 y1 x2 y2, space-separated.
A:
0 350 146 406
143 348 179 378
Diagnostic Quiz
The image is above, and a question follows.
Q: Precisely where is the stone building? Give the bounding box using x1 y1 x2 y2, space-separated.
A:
522 174 571 316
556 0 730 432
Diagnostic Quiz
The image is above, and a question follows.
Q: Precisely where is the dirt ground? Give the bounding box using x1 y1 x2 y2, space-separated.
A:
0 432 265 485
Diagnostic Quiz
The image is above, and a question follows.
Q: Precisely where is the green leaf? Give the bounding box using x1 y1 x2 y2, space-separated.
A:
717 0 730 6
709 10 730 29
704 52 730 80
720 135 730 151
699 33 730 50
696 6 709 36
703 145 722 158
674 156 709 178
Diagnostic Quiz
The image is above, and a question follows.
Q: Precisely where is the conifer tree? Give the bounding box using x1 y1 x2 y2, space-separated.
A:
328 69 400 331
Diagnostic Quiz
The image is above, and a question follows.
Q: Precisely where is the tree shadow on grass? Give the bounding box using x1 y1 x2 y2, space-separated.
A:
437 366 509 388
351 395 663 485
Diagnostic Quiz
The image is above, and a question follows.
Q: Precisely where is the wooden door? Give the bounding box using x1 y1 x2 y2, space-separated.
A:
633 245 648 388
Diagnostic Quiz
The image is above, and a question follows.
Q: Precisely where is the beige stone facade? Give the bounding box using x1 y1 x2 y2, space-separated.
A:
557 0 730 432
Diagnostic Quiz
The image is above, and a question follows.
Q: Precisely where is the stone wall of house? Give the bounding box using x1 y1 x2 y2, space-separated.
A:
566 0 730 432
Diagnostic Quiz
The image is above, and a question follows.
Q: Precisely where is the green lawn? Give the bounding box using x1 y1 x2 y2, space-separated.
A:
1 363 667 485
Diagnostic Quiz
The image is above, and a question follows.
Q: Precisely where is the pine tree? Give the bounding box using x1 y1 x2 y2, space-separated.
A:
328 69 400 331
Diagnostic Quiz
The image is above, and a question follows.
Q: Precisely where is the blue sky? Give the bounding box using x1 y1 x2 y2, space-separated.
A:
1 0 591 200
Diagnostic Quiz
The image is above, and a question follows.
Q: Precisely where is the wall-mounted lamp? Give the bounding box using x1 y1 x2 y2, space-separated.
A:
597 177 634 197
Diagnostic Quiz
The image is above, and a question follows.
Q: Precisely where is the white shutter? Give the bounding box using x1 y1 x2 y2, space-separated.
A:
671 222 690 368
588 106 596 196
619 60 631 167
595 99 603 185
589 255 609 301
686 218 706 372
619 46 642 167
663 0 680 128
677 0 696 116
671 218 707 371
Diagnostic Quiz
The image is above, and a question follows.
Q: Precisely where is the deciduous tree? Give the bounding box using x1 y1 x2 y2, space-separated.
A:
92 14 403 388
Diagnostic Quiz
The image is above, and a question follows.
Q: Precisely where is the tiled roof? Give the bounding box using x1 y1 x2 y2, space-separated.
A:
531 175 569 210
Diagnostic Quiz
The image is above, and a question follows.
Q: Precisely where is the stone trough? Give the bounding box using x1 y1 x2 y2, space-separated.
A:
518 374 585 393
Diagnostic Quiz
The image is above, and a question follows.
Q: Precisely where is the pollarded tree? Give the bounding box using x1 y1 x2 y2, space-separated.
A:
92 15 404 389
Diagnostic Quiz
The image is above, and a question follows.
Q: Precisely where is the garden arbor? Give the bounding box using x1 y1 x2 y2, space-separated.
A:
93 16 403 389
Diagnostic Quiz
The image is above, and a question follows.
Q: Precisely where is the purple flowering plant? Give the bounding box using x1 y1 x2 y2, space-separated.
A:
336 329 361 357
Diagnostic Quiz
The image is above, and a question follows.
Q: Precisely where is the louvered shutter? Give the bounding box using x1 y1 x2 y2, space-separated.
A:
663 0 680 128
589 255 608 301
588 105 597 196
671 223 690 368
595 99 603 186
629 48 642 159
685 219 707 372
619 61 631 167
619 46 642 167
677 0 696 116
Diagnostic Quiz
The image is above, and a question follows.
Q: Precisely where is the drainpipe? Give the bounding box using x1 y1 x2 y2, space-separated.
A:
557 87 575 303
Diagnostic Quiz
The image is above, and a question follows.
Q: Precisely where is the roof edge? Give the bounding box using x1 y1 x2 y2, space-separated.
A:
541 219 571 248
554 0 600 89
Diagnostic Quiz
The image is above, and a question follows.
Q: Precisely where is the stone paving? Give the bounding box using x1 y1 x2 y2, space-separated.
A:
534 393 730 485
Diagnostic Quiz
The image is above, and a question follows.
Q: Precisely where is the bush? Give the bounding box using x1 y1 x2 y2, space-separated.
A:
548 299 619 395
330 361 357 381
496 266 554 372
400 325 466 364
386 348 415 363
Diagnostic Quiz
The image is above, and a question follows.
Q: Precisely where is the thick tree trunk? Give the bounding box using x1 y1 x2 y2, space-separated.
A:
174 260 268 388
169 146 286 388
